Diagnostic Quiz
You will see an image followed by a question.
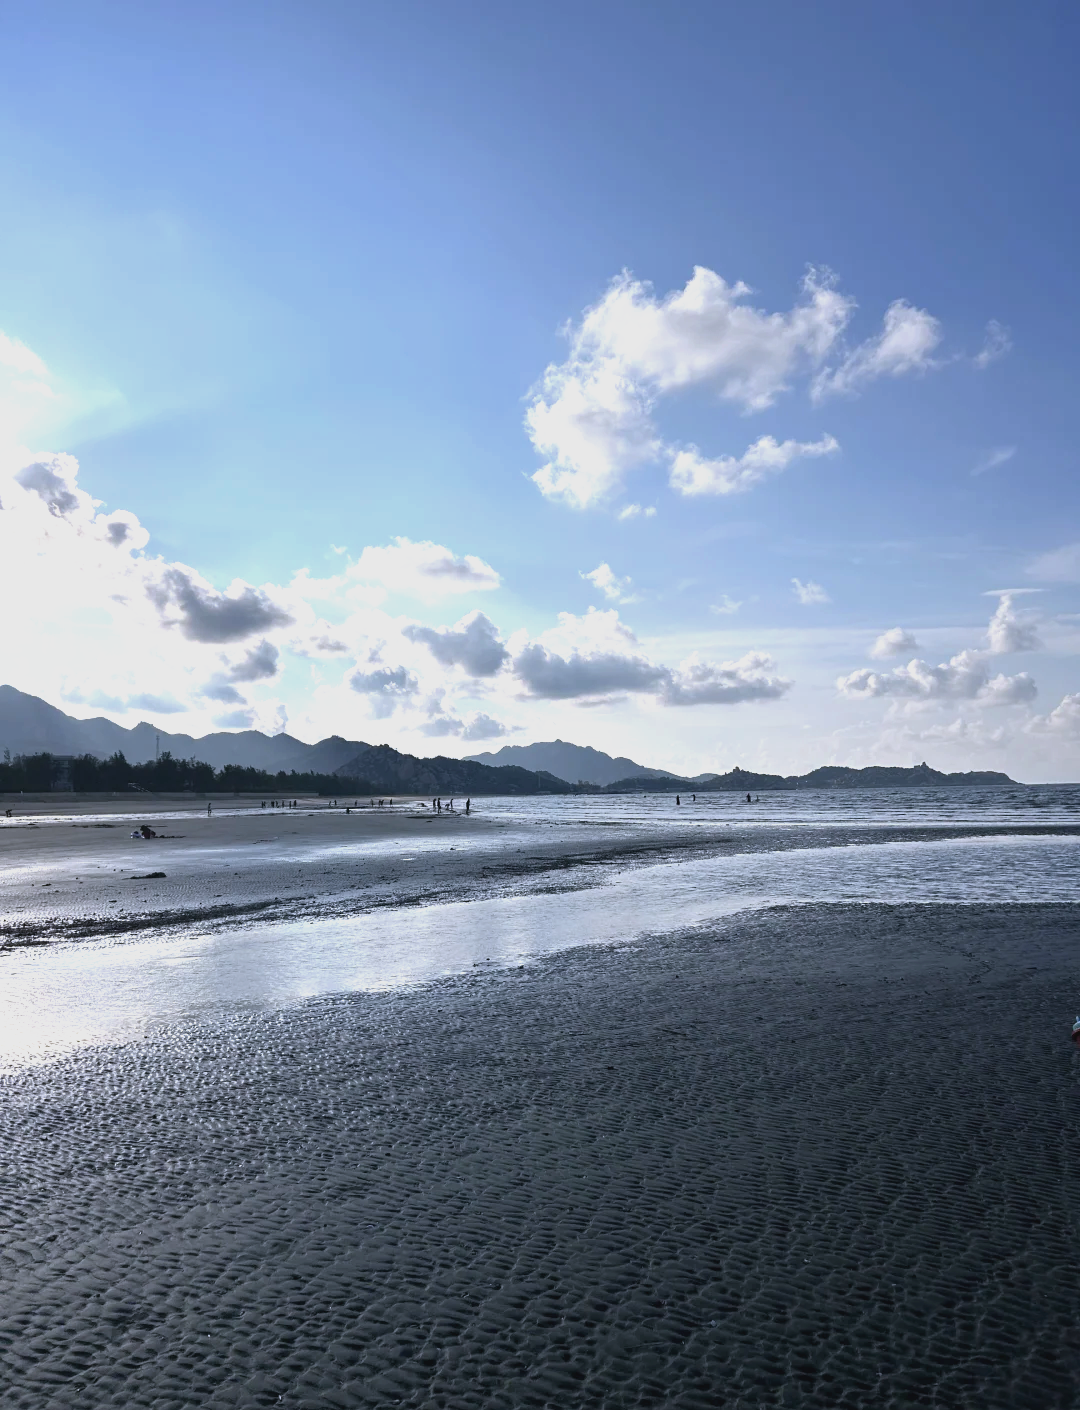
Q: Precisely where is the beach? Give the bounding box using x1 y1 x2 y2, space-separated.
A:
2 792 1077 948
2 790 1080 1407
3 901 1080 1408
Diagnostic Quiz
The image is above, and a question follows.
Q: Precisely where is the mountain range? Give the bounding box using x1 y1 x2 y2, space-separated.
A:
465 739 682 786
0 686 1016 792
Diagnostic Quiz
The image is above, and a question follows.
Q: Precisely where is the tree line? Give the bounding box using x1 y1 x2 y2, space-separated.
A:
0 751 374 795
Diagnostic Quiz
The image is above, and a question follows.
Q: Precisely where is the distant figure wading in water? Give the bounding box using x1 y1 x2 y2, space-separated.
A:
676 795 680 805
746 793 751 804
465 798 470 814
207 802 212 817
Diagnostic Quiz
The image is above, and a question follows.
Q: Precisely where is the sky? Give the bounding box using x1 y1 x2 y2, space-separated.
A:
1 0 1079 780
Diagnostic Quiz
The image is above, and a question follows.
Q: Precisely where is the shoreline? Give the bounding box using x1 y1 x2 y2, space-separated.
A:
2 795 1079 947
3 901 1078 1407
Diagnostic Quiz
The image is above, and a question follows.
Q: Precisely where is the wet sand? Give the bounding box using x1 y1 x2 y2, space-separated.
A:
3 901 1079 1407
3 795 1077 947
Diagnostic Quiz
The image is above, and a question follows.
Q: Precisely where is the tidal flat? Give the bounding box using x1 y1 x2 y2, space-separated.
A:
3 901 1080 1408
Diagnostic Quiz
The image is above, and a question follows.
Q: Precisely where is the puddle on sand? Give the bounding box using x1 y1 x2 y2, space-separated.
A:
2 833 1077 1066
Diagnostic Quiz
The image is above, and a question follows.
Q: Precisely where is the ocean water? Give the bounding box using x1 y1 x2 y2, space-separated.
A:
474 781 1080 827
3 781 1080 832
3 829 1078 1066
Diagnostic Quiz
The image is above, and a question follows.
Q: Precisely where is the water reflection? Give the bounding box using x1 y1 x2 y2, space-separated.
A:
3 833 1078 1067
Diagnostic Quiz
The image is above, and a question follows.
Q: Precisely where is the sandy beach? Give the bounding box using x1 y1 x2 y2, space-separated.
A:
3 794 1077 948
2 901 1079 1408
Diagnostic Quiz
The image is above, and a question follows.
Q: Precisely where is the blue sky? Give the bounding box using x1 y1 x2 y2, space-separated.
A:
1 1 1078 778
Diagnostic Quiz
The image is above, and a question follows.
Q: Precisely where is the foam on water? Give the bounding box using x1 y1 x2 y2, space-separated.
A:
3 832 1077 1067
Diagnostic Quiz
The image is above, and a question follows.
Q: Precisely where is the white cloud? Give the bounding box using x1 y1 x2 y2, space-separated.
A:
581 562 635 602
660 652 791 705
973 320 1012 370
986 593 1041 654
528 362 660 508
669 433 838 497
526 266 865 508
837 649 1035 706
616 503 657 521
971 445 1016 477
507 608 790 707
1028 542 1080 583
403 611 509 677
812 299 942 400
792 578 830 606
1027 693 1080 737
0 331 49 378
349 538 501 601
710 595 742 616
870 627 918 659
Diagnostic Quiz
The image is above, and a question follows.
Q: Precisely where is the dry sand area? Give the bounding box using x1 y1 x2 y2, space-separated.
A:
3 794 1076 948
3 901 1080 1408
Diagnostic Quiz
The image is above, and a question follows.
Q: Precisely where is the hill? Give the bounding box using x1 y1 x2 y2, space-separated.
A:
465 739 677 786
603 762 1016 791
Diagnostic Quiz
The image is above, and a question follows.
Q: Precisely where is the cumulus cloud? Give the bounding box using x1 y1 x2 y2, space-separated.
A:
1027 693 1080 737
350 537 501 600
347 663 420 718
506 609 790 708
669 433 838 497
201 678 247 705
812 300 942 400
660 652 791 705
513 642 668 700
837 649 1035 707
1028 542 1080 583
581 562 635 603
226 639 280 682
418 711 514 740
527 266 852 508
15 458 81 516
616 503 657 521
403 611 509 677
986 593 1041 654
148 566 293 643
792 578 830 605
870 627 919 659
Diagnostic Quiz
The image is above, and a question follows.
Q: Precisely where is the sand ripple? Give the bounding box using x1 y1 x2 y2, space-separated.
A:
2 902 1079 1407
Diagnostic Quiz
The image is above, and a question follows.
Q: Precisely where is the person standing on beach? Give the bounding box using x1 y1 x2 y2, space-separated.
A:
207 802 212 816
465 798 470 814
676 795 680 805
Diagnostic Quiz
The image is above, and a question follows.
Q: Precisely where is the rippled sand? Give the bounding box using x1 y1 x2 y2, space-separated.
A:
3 902 1079 1408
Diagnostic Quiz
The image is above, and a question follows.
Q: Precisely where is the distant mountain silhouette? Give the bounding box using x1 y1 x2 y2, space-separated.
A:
0 686 1017 792
0 685 328 770
465 739 678 786
603 762 1016 791
0 686 571 796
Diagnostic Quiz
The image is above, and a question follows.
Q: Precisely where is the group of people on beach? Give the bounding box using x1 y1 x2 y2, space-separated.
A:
429 797 470 813
260 800 298 809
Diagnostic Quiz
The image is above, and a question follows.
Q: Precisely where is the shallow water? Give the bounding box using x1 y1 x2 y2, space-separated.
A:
3 832 1077 1067
4 781 1080 832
